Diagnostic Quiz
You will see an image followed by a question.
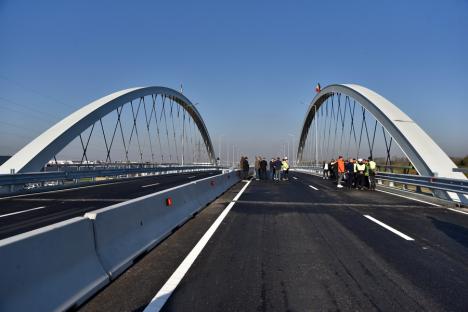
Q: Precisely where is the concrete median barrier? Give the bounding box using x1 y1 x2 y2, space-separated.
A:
0 217 109 312
86 171 240 278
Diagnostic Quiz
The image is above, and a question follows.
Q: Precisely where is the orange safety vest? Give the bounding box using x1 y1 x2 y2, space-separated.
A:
337 159 345 173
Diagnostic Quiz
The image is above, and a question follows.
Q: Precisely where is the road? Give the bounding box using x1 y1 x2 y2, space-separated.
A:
81 171 468 311
0 170 220 239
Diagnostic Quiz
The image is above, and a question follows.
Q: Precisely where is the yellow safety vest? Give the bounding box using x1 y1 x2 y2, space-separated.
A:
369 161 376 170
356 163 366 172
282 161 289 170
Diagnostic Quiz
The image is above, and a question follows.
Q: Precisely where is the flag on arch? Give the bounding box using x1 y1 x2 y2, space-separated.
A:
315 83 321 93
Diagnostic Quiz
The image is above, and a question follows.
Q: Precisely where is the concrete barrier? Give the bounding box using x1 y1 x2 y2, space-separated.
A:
0 171 240 311
86 172 240 278
0 217 109 312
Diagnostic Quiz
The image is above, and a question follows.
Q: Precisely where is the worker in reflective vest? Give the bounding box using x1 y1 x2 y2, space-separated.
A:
368 156 377 191
356 158 366 190
336 156 345 188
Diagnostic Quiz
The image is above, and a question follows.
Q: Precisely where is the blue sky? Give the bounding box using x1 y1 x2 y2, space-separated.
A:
1 0 467 160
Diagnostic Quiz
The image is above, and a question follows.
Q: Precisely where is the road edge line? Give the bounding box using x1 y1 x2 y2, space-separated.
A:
143 180 252 312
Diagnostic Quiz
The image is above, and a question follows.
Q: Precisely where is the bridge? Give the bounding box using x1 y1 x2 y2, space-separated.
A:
1 84 467 311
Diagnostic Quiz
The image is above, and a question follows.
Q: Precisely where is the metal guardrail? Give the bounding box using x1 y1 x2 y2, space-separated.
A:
0 165 219 187
376 172 468 195
292 166 468 197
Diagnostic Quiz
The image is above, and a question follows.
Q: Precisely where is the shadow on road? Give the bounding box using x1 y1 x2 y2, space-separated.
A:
428 216 468 249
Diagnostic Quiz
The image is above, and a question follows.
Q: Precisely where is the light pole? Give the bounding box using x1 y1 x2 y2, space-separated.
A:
218 135 225 166
315 105 318 166
288 133 295 166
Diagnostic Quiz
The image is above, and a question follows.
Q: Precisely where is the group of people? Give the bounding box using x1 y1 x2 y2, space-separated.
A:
247 156 290 181
323 156 377 190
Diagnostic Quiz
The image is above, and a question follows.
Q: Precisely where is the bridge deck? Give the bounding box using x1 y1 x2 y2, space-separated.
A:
0 171 220 239
80 172 468 311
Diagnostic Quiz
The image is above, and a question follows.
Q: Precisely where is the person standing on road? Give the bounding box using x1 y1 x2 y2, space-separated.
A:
274 157 282 181
242 156 249 179
254 156 261 180
323 161 329 179
336 156 345 188
345 158 354 189
260 157 268 180
329 159 337 180
282 157 290 181
356 158 366 190
269 158 275 180
368 156 377 191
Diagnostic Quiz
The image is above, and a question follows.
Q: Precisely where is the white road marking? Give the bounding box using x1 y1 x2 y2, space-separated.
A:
376 189 441 207
364 215 414 241
0 206 46 218
292 177 298 180
446 207 468 216
142 182 161 188
0 180 131 200
144 180 252 312
187 176 197 179
309 185 319 191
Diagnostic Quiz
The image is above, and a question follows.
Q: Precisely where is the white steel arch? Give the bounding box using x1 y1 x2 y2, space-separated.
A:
0 87 216 174
297 84 465 180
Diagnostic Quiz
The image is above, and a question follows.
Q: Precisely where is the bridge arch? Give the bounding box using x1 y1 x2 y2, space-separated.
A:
297 84 464 180
0 86 216 174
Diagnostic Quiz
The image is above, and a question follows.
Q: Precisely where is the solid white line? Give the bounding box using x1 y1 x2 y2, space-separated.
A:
376 189 441 207
144 180 252 312
0 206 46 218
187 176 197 179
446 207 468 216
364 215 414 241
142 182 161 188
292 177 298 180
309 185 319 191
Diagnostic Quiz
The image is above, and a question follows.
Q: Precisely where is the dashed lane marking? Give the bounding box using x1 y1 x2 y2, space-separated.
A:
0 206 46 218
309 185 319 191
364 215 414 241
142 182 161 188
187 176 197 179
144 180 252 312
292 177 298 180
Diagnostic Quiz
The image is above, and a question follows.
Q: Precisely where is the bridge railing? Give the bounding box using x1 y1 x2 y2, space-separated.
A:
0 165 221 194
292 166 468 205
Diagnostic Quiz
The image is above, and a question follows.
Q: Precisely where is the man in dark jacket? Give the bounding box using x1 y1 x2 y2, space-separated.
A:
259 157 268 180
242 157 249 179
274 157 282 181
269 158 275 180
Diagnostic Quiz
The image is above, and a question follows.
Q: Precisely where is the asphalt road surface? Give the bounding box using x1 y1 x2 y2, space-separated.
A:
0 170 220 239
81 171 468 312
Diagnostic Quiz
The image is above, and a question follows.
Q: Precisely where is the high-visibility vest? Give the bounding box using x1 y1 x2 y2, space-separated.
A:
353 163 358 173
369 161 376 170
282 161 289 170
356 163 366 172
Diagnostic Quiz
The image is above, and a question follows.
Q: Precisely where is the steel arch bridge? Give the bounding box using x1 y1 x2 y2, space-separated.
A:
297 84 464 180
0 87 216 174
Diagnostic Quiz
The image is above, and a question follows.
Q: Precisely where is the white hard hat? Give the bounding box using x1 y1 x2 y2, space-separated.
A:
285 157 288 159
358 158 363 162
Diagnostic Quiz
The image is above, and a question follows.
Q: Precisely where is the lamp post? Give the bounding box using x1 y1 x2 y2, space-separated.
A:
218 135 225 166
288 133 295 166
